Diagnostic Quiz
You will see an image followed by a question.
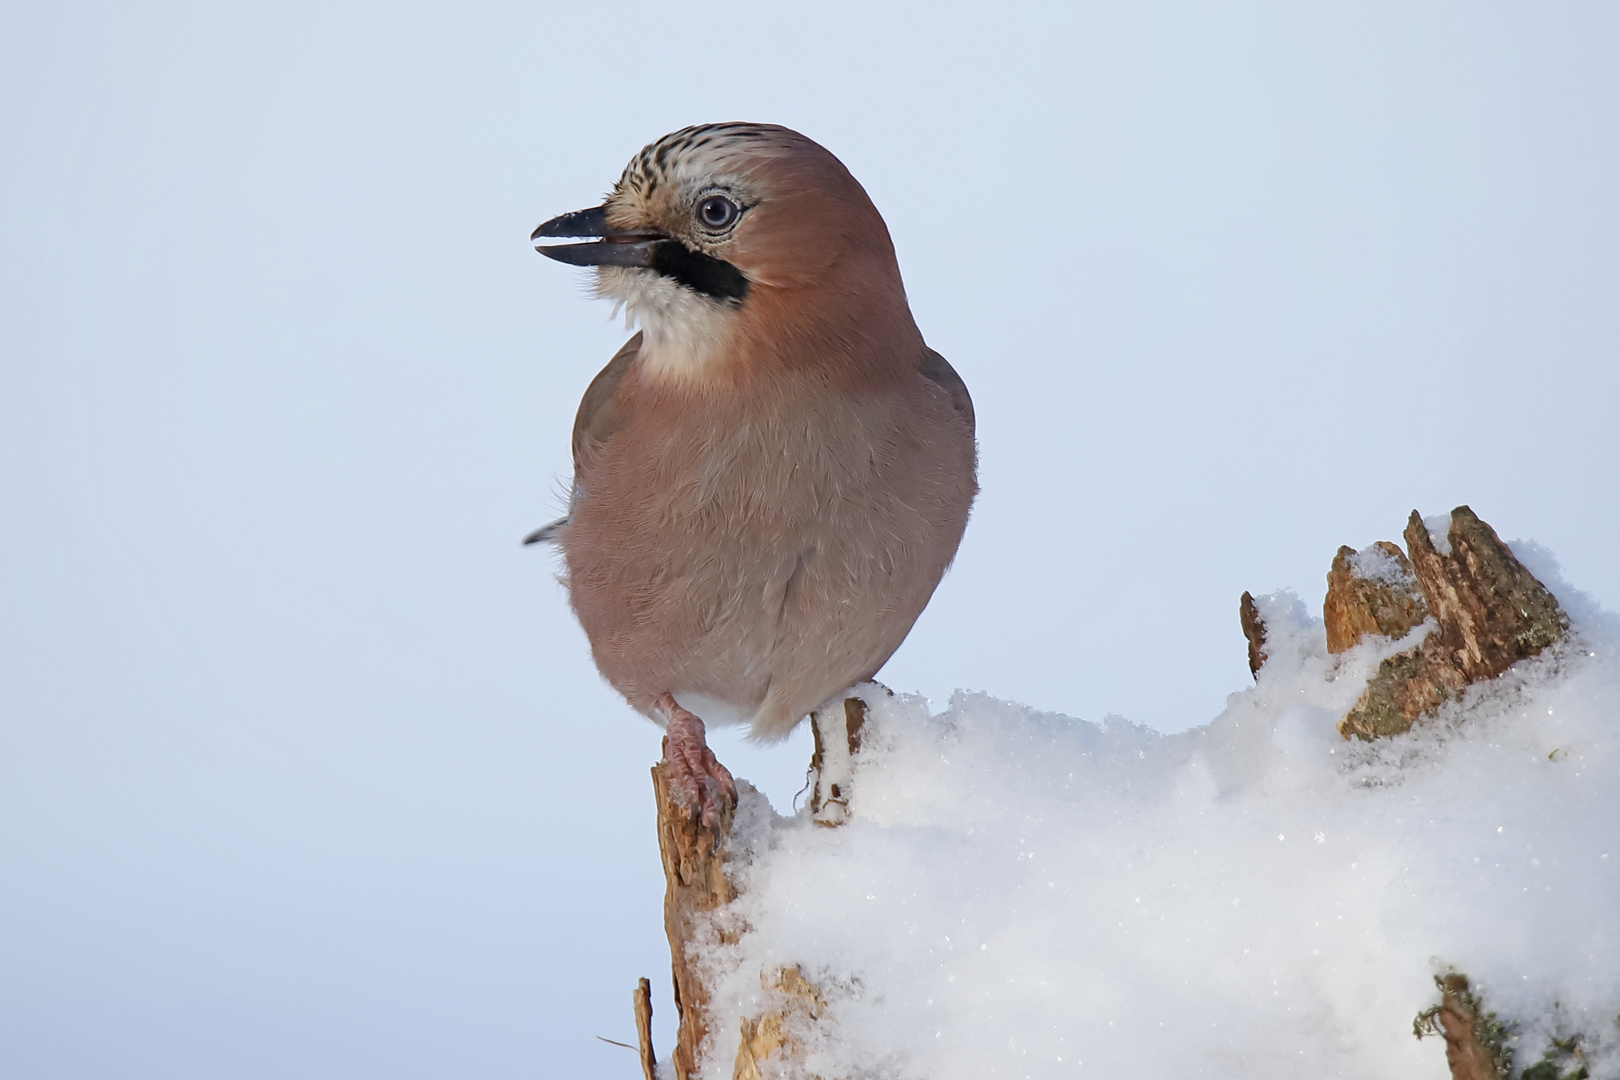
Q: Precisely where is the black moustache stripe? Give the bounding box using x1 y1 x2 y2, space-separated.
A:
649 240 750 304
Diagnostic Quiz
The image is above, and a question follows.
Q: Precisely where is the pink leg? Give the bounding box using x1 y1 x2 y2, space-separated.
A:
655 693 737 828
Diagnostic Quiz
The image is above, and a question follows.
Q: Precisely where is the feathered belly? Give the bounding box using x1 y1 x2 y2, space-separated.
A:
561 387 974 735
566 474 948 724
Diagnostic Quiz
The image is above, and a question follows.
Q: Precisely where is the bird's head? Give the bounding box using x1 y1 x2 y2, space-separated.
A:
533 123 917 382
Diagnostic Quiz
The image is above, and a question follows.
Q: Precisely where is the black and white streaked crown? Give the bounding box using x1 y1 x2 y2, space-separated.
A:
613 123 782 200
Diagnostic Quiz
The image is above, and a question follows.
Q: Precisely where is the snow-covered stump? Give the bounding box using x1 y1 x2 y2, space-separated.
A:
650 753 740 1080
648 700 866 1080
1330 507 1567 740
1247 506 1602 1080
631 507 1616 1080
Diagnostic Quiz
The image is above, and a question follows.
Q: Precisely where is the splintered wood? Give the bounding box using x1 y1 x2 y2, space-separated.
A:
1322 541 1428 654
633 977 656 1080
651 751 738 1080
1244 505 1567 739
809 697 867 827
1239 591 1268 678
644 700 862 1079
733 966 827 1080
1339 507 1565 738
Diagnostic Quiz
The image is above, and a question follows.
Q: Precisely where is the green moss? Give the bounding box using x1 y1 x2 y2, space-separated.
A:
1519 1033 1588 1080
1414 972 1595 1080
1413 972 1513 1079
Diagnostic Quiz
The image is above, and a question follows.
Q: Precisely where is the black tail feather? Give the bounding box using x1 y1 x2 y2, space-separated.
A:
522 518 566 545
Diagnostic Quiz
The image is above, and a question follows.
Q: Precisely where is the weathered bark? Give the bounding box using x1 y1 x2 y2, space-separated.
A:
1239 591 1267 678
634 977 656 1080
653 751 739 1080
733 966 827 1080
652 700 862 1078
1338 507 1566 739
808 697 867 827
1338 642 1465 739
1403 507 1566 686
1323 541 1428 654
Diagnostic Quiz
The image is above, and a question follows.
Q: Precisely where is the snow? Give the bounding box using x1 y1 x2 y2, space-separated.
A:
1423 515 1455 556
1348 542 1415 585
697 549 1620 1079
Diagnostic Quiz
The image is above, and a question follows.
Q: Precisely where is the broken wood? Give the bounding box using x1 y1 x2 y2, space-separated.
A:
1323 541 1428 654
1403 506 1566 686
1238 506 1572 739
808 697 867 827
733 965 827 1080
653 749 739 1080
648 698 866 1078
1239 591 1267 678
1338 642 1463 740
633 977 656 1080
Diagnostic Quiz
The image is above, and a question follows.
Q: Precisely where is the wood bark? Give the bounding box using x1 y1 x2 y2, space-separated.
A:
1323 541 1428 654
808 697 867 827
1336 507 1566 739
1239 591 1267 678
634 977 656 1080
645 699 865 1078
653 751 739 1080
732 966 827 1080
1403 507 1566 685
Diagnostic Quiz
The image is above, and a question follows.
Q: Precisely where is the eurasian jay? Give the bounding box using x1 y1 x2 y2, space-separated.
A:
529 123 976 824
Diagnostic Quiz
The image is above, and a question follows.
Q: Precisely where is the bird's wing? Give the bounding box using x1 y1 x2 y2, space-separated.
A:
571 331 641 467
522 333 642 547
919 348 975 430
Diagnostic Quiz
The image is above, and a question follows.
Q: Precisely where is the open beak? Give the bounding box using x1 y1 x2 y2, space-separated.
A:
531 205 667 267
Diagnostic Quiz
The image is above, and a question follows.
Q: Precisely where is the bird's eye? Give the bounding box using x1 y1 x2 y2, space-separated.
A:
697 195 740 230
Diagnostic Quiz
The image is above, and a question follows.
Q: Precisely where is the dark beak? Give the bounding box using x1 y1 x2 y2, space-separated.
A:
531 205 666 268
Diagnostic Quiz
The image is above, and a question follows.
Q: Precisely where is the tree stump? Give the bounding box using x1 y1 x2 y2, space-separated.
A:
653 751 739 1080
1317 506 1568 739
643 697 868 1078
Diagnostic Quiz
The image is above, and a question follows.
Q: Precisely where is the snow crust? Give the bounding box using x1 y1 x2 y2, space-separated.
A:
700 560 1620 1079
1348 542 1415 585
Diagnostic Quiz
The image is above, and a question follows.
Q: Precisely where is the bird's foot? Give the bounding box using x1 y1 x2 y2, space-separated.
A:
655 693 737 828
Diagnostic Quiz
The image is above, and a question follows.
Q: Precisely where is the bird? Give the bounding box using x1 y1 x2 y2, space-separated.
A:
528 123 976 825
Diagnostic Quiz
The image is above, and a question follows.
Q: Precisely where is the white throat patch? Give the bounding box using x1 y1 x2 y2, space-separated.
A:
596 266 736 383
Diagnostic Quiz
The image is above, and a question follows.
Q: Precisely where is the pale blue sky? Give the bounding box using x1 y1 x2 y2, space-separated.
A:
3 2 1617 1075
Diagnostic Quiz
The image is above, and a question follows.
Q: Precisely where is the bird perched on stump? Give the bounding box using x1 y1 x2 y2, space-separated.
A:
528 123 976 825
